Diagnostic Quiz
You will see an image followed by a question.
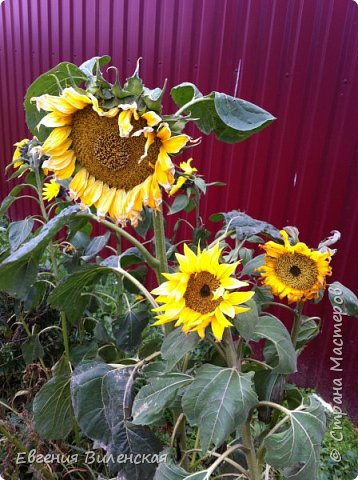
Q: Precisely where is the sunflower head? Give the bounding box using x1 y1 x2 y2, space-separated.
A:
169 158 197 196
33 87 191 226
258 230 332 303
151 243 254 341
12 138 30 168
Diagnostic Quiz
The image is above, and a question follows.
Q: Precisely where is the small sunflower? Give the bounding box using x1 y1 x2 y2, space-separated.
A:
169 158 197 196
32 87 189 226
12 138 29 168
42 179 61 201
258 230 332 303
151 243 254 341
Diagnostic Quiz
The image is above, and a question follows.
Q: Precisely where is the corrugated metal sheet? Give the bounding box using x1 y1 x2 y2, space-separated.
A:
0 0 357 420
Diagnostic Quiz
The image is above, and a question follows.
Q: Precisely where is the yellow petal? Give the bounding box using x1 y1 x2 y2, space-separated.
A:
163 134 189 154
156 123 171 141
118 109 133 137
41 127 72 154
69 168 89 198
38 111 72 128
169 176 186 196
95 185 117 217
142 111 161 127
62 87 92 109
54 159 76 180
81 180 104 206
43 150 75 170
32 94 77 114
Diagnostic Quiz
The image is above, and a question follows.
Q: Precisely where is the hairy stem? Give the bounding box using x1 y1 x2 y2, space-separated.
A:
291 302 304 349
241 417 261 480
223 328 238 368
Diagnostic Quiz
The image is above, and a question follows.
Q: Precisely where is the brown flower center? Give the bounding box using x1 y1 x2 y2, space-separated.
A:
69 107 161 191
274 253 318 290
184 271 221 314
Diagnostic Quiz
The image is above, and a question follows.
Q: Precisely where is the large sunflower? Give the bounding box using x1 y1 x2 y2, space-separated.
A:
258 230 332 303
151 243 254 341
32 87 189 225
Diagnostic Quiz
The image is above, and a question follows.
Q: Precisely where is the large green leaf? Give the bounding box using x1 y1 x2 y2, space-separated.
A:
264 397 327 480
182 364 258 451
211 210 281 241
132 373 193 425
154 456 188 480
21 334 44 364
0 184 25 216
33 374 73 440
0 205 80 298
24 62 87 139
252 315 297 374
112 307 149 355
161 328 199 371
171 83 275 143
233 298 259 341
71 361 162 478
48 265 114 323
8 218 34 252
80 231 111 261
328 281 358 317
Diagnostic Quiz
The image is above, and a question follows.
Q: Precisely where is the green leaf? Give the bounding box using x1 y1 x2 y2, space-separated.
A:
252 315 297 374
112 307 149 355
8 218 34 252
171 83 275 143
328 282 358 317
79 55 111 77
143 85 165 112
241 254 265 276
132 373 193 425
0 184 25 216
154 456 188 480
182 364 258 451
0 205 80 298
168 194 190 215
124 59 144 96
24 62 87 140
296 318 320 349
234 298 259 341
119 247 144 268
71 361 162 477
264 397 328 480
213 211 281 241
33 375 73 440
81 231 110 261
21 335 44 364
161 328 199 371
48 265 114 323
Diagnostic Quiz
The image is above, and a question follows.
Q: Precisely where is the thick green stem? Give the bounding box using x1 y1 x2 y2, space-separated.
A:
291 302 304 349
223 328 238 368
174 96 212 117
152 207 169 277
84 213 159 270
152 207 174 335
241 416 261 480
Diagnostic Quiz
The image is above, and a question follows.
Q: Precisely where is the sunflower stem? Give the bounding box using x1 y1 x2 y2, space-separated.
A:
223 328 238 368
83 213 160 271
241 414 261 480
291 302 304 349
34 165 79 445
152 207 174 335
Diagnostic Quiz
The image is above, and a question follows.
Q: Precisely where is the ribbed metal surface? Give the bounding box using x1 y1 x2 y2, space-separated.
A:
0 0 357 419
